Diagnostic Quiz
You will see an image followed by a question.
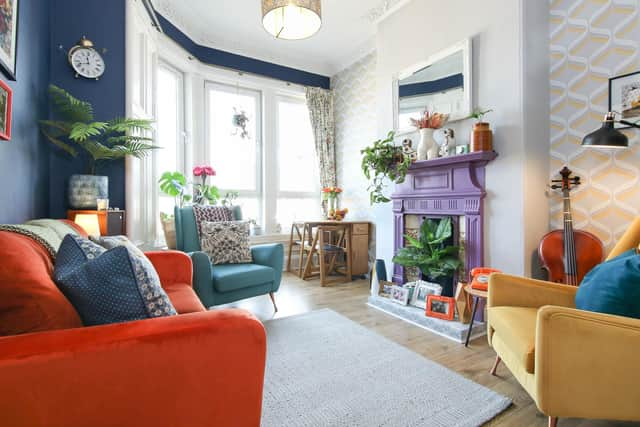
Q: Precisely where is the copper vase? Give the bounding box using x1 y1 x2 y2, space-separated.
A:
471 122 493 152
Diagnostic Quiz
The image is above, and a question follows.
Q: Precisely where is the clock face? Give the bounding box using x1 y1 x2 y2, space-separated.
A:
69 47 105 79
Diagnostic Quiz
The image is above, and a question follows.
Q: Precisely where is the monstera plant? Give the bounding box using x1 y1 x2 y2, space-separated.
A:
40 85 157 209
392 217 461 296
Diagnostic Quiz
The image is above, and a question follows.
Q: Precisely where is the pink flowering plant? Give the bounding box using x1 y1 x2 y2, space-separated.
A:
192 165 220 205
158 165 221 207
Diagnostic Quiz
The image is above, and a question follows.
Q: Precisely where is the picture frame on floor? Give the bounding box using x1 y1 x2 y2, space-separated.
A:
0 78 12 140
0 0 19 80
390 285 410 305
409 280 442 309
426 295 455 321
609 70 640 129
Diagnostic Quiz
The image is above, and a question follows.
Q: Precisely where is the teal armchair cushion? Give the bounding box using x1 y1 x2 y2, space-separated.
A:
175 205 242 252
576 249 640 319
212 264 275 293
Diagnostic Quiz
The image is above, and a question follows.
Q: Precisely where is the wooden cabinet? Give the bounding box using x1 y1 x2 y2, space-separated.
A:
67 210 126 236
349 222 370 276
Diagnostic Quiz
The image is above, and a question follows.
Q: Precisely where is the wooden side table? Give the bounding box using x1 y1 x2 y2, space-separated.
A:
464 284 488 347
67 210 126 236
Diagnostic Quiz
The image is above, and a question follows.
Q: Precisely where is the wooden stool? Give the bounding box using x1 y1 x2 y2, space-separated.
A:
302 224 352 286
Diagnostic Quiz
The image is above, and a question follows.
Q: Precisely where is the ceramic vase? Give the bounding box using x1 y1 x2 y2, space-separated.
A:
417 128 440 160
471 122 493 152
68 174 108 209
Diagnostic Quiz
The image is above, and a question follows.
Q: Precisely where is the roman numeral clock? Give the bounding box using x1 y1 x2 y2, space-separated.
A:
67 36 106 80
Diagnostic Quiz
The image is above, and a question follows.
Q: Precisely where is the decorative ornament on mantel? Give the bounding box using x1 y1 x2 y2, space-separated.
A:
410 111 449 161
262 0 322 40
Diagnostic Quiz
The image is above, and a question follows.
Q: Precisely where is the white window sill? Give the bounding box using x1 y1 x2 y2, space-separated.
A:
250 233 290 245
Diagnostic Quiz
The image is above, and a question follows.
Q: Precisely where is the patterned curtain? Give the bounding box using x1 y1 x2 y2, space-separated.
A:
305 87 337 214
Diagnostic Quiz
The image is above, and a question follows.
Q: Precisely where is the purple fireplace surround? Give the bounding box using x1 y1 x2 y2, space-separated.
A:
391 151 498 285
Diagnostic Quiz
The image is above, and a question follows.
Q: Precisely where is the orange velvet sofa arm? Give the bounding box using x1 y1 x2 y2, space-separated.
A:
145 250 193 287
0 309 266 427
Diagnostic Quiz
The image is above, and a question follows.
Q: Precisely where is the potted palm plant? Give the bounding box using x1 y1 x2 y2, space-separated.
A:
392 217 461 296
40 85 157 209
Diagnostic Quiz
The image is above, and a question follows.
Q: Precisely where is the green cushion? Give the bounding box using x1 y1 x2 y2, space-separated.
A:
575 249 640 319
212 263 275 293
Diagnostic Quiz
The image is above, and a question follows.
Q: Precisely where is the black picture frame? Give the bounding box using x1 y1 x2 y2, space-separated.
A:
0 0 19 81
609 70 640 130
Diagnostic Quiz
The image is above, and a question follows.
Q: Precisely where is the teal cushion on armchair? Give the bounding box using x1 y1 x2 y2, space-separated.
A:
212 264 275 293
175 205 242 252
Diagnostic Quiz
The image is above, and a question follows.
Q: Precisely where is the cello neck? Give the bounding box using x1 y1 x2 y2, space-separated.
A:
563 188 578 284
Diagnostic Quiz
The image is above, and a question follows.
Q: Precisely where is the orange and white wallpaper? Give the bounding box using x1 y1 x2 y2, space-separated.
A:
550 0 640 250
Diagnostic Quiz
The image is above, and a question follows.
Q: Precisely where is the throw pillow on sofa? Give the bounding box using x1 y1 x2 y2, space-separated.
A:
90 235 146 257
575 249 640 319
54 235 176 326
200 221 252 265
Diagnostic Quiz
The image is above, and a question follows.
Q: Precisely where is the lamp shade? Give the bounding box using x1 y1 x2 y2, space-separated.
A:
74 214 101 237
262 0 322 40
582 112 629 149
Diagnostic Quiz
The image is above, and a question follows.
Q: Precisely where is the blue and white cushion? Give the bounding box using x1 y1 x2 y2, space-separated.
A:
54 235 176 326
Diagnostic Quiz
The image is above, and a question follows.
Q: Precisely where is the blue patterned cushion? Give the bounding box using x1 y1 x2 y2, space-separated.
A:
54 235 176 326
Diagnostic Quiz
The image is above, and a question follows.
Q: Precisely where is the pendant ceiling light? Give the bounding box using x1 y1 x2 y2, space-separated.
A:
262 0 322 40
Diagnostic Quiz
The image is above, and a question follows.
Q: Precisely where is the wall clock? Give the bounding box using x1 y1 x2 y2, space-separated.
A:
67 36 105 80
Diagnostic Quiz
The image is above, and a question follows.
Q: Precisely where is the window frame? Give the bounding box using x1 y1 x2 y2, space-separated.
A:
204 80 265 227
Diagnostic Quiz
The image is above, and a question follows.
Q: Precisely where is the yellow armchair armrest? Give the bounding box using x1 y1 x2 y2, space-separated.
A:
535 306 640 420
488 273 577 309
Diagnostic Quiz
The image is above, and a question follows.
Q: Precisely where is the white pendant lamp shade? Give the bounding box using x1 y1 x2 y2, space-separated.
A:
262 0 322 40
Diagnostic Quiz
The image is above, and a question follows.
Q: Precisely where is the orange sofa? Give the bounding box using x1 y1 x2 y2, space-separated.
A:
0 225 267 427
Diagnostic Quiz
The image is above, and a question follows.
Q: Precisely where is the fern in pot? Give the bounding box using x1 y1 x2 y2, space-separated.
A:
392 217 461 296
40 85 156 209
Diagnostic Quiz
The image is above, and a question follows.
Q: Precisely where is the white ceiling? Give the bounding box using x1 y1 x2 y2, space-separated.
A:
152 0 395 76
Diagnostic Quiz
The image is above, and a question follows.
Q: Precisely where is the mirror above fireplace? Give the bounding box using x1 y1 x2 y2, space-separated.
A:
393 39 473 133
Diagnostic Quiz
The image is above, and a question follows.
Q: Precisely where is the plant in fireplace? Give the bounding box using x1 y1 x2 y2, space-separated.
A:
392 217 461 296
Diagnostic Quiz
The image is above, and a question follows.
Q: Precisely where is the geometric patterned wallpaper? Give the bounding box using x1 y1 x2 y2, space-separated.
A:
550 0 640 251
332 51 379 260
332 51 378 220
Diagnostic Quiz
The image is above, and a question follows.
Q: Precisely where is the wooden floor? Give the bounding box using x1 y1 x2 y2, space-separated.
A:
222 273 639 427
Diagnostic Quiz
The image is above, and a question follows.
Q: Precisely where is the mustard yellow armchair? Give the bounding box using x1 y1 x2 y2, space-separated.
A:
487 218 640 427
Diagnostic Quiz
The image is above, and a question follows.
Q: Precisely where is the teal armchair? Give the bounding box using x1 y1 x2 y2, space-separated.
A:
174 206 283 310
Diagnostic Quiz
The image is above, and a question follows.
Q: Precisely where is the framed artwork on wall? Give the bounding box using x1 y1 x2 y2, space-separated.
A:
0 0 18 80
0 78 12 140
609 71 640 129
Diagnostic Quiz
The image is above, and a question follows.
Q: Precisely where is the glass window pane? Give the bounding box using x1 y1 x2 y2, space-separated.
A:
276 197 320 232
156 66 180 174
235 197 260 225
207 85 260 192
277 99 319 193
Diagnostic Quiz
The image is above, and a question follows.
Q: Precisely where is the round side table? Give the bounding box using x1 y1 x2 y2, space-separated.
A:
464 284 488 347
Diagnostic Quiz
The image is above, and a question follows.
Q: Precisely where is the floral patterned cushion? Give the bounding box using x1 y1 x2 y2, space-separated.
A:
192 205 234 239
200 221 252 265
54 235 176 326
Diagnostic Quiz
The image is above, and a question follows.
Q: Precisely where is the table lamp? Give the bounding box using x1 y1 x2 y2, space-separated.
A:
74 214 101 237
582 112 640 148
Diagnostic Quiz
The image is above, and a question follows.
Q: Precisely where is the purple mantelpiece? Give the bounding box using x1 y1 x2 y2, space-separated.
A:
391 151 498 284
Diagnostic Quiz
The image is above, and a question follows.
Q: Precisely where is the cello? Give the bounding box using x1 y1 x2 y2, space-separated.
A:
539 167 605 286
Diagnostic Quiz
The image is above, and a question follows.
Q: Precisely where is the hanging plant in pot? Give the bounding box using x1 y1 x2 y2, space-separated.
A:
40 85 157 209
392 217 461 297
410 111 449 160
361 131 412 204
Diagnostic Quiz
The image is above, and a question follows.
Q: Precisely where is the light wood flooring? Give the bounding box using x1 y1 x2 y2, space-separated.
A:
220 273 639 427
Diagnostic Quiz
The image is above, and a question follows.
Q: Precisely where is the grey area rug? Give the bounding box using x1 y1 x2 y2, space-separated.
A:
261 309 511 427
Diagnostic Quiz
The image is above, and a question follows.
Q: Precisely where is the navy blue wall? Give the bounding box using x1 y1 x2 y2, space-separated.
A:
48 0 126 218
157 13 331 89
0 0 50 223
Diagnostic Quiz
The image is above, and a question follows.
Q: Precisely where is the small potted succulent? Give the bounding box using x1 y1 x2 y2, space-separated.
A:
361 131 412 204
468 108 494 152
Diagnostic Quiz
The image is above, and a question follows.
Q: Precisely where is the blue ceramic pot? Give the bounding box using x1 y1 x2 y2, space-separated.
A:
68 174 108 209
